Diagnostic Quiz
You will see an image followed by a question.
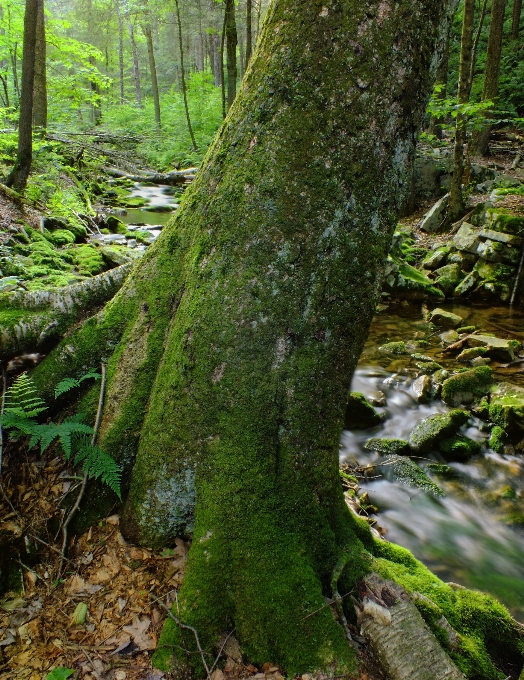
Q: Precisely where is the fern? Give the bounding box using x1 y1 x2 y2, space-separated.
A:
55 370 101 399
1 373 121 498
74 437 122 499
3 373 47 419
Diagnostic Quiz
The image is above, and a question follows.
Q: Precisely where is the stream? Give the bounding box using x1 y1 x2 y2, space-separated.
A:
344 302 524 620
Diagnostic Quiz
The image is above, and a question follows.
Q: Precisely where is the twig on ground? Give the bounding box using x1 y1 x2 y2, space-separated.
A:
149 593 211 677
59 363 107 574
209 627 236 675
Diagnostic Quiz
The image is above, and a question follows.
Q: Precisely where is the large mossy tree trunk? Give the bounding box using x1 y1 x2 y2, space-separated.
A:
28 0 486 674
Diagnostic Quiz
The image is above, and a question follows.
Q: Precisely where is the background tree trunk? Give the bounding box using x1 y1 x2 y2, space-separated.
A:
125 9 142 108
428 34 450 139
449 0 475 221
470 0 508 156
31 0 459 673
115 0 125 104
175 0 198 151
245 0 252 66
512 0 522 38
225 0 238 109
32 0 47 133
469 0 489 90
6 0 38 191
144 23 161 129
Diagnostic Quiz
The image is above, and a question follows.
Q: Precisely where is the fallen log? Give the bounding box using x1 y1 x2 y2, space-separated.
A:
103 166 197 185
355 574 466 680
0 263 132 362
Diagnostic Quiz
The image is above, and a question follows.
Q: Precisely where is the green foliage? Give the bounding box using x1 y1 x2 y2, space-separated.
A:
1 373 121 498
427 86 496 132
55 370 101 398
46 669 74 680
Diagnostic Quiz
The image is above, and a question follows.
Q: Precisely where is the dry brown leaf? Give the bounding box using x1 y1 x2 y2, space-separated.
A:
67 574 103 596
123 616 155 650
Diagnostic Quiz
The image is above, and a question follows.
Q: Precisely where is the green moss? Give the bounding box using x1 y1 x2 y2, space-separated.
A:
344 392 383 429
44 228 76 247
409 409 469 453
364 438 410 455
484 207 524 236
441 366 493 406
439 435 480 462
489 426 506 453
457 326 476 334
72 245 106 276
415 360 443 374
379 341 408 354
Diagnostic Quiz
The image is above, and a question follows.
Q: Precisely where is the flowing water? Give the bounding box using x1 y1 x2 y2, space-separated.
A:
119 184 180 227
344 302 524 619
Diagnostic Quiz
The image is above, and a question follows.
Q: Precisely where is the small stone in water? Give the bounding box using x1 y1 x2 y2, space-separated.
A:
429 308 463 328
378 341 408 355
457 325 476 334
470 357 491 367
415 360 443 374
440 329 459 345
412 374 432 402
457 347 488 362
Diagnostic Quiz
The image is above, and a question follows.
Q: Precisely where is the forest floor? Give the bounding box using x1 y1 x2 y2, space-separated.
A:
1 129 524 680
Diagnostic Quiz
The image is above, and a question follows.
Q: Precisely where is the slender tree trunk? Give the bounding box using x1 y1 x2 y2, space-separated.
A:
470 0 489 90
115 0 125 104
89 56 102 126
512 0 522 38
11 45 20 103
470 0 508 156
211 33 221 87
28 0 465 675
6 0 38 191
449 0 476 222
174 0 198 152
125 9 142 108
220 6 226 118
239 30 245 79
0 75 9 108
245 0 252 66
144 23 161 129
225 0 238 109
428 34 450 138
32 0 46 133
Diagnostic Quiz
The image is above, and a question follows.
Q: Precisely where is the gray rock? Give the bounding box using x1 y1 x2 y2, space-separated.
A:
453 222 482 254
439 329 459 344
419 194 449 233
447 251 476 270
428 308 463 328
476 239 520 265
422 248 449 270
364 438 411 455
479 229 523 247
453 272 478 297
470 357 491 367
468 335 521 362
412 374 432 402
434 263 464 295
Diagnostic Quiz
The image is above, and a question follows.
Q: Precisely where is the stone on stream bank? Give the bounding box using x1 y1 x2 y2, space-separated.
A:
428 308 463 328
439 435 481 462
467 335 521 362
408 410 470 453
441 366 493 406
364 438 411 456
489 383 524 434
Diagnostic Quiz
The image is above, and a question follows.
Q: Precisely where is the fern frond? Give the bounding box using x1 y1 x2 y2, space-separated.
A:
4 373 46 418
55 371 101 399
75 442 122 499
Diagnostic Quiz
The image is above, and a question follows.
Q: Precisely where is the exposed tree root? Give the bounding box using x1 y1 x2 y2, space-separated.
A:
0 263 131 361
355 575 465 680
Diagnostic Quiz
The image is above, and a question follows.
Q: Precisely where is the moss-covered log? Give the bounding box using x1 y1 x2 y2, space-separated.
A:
30 0 524 676
0 263 131 362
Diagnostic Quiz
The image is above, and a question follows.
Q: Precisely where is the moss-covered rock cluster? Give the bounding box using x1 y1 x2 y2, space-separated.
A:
385 193 524 305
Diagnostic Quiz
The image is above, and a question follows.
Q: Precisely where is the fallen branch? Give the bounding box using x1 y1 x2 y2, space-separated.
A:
103 166 197 185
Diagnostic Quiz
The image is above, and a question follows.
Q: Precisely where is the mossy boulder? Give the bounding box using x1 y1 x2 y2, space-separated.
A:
379 341 408 355
428 308 463 328
453 272 478 298
415 360 443 374
345 392 384 430
106 215 129 235
441 366 493 406
467 335 520 362
422 247 449 270
383 256 445 301
457 347 487 362
476 239 520 266
439 435 481 462
452 223 482 254
433 264 465 295
72 245 106 276
489 426 506 454
473 259 516 282
364 438 411 456
408 409 469 453
44 228 76 247
482 207 524 236
489 384 524 434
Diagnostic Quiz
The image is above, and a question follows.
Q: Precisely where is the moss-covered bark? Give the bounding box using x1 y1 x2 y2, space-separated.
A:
28 0 524 676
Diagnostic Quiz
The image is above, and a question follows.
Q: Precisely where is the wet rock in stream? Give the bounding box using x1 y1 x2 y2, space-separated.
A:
408 410 470 453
